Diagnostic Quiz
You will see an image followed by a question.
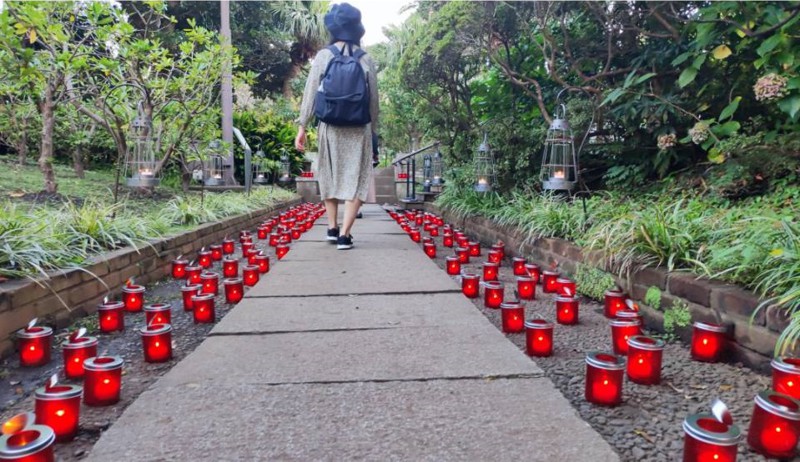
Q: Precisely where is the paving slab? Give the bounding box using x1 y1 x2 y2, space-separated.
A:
157 323 541 387
245 245 457 296
87 378 618 462
211 293 487 334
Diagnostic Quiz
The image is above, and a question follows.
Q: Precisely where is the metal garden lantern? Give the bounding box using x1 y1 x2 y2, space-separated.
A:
125 101 159 188
540 103 578 192
422 153 433 192
474 132 495 193
431 149 445 186
253 150 269 185
277 152 293 184
204 140 225 186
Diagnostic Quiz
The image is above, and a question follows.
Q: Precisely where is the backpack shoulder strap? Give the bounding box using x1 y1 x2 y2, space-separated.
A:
352 48 366 62
327 44 342 56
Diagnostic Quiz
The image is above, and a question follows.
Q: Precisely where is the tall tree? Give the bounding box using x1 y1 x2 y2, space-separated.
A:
268 1 328 99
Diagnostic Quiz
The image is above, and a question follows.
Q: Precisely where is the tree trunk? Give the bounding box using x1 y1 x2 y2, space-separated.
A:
38 84 57 194
17 130 28 166
73 145 85 179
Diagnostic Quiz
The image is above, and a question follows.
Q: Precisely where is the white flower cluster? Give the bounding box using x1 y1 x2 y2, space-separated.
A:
753 73 788 102
688 122 709 145
657 133 677 150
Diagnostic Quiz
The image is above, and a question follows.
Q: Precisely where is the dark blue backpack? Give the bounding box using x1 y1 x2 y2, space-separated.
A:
314 44 371 126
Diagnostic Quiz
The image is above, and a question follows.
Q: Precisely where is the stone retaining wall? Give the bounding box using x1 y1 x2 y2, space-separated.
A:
0 198 301 358
427 204 789 372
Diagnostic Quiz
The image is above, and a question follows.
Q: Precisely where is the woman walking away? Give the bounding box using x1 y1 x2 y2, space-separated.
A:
295 2 379 250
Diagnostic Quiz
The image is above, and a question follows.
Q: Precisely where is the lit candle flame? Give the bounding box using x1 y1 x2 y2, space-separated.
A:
27 318 38 330
553 169 565 179
103 295 109 304
46 373 58 391
2 412 35 435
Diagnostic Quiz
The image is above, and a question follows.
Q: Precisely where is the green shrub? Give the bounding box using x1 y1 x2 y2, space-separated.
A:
572 264 617 301
662 299 692 342
644 286 662 310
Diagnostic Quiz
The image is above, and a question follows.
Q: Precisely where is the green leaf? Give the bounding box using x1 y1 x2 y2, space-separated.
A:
778 96 800 119
711 120 741 137
634 72 656 85
719 96 741 121
678 67 698 88
692 54 707 69
712 44 732 60
757 34 782 57
707 148 725 164
671 51 692 66
601 88 624 106
788 77 800 90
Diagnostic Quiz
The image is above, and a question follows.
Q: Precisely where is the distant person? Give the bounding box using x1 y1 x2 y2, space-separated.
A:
295 2 379 250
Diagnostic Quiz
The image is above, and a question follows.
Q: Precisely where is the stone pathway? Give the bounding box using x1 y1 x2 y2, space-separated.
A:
86 204 618 461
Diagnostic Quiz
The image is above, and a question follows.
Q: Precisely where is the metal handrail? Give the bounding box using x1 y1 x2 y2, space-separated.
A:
391 141 440 203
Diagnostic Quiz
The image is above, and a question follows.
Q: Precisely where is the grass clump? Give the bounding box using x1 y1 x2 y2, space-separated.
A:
572 264 617 301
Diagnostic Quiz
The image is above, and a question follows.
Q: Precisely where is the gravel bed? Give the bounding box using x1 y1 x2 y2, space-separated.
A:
419 225 781 461
0 230 282 461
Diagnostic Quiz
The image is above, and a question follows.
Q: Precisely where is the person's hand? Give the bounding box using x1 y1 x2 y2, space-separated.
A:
295 126 306 152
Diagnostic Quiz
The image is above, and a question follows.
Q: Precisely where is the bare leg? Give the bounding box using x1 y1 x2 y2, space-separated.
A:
340 198 362 237
324 199 339 229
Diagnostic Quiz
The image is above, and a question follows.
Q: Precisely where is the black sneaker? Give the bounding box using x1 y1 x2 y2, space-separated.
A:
337 234 354 250
356 212 363 219
326 227 340 242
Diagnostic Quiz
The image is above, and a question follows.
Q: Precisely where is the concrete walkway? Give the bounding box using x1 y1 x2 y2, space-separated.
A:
87 204 618 461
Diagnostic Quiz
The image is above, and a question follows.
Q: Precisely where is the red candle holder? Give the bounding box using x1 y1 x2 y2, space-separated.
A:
140 324 172 363
542 271 560 293
221 258 238 279
772 357 800 399
246 248 261 265
34 383 82 442
512 257 527 276
468 241 481 257
180 284 201 311
585 352 625 406
122 284 145 312
185 265 202 285
491 242 505 260
144 303 172 326
83 356 123 406
691 322 727 363
443 235 454 248
222 239 235 254
615 309 643 324
291 227 302 240
191 294 215 323
200 271 220 296
487 250 502 265
255 254 270 274
239 230 252 242
483 281 504 309
257 227 269 240
429 227 439 237
97 301 124 333
241 241 254 258
456 247 470 264
610 319 642 355
423 242 436 259
446 256 461 276
17 326 52 367
603 290 627 318
524 263 541 284
268 233 280 247
0 421 56 461
243 265 260 286
626 335 664 385
456 236 469 249
171 259 188 279
224 278 244 304
482 262 499 282
747 390 800 458
461 273 480 299
555 296 579 325
276 244 289 260
525 319 554 357
556 278 576 296
280 231 292 244
209 244 223 261
197 250 212 269
517 276 536 300
415 215 423 226
683 413 741 462
409 229 421 243
62 335 98 380
500 301 525 333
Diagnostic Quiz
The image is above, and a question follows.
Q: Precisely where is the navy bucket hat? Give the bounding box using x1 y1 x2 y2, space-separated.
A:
324 3 365 42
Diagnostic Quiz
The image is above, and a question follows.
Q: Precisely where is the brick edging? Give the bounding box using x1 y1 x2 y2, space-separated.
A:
425 203 788 372
0 197 301 358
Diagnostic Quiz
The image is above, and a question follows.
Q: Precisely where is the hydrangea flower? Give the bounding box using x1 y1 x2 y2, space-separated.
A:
753 73 788 102
688 122 709 144
657 133 677 150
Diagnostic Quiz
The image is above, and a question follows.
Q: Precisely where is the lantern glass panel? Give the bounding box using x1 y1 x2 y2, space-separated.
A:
253 150 270 185
431 150 445 186
125 102 159 188
204 141 225 186
541 104 578 192
474 133 495 192
278 152 293 183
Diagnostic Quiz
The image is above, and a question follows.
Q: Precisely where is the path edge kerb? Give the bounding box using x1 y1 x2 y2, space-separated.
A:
0 196 302 358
